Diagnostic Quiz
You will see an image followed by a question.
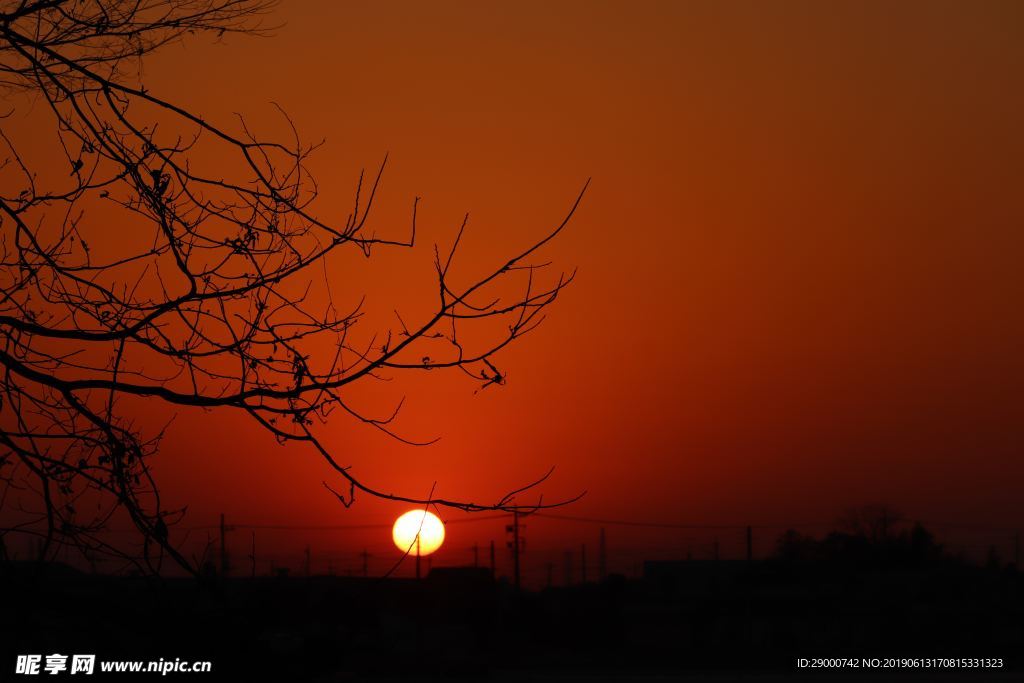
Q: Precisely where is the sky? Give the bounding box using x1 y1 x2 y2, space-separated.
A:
6 0 1024 580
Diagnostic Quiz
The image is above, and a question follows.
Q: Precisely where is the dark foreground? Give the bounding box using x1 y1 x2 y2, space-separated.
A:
3 552 1022 682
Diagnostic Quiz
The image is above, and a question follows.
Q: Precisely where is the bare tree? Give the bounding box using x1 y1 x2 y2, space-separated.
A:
836 505 905 542
0 0 585 574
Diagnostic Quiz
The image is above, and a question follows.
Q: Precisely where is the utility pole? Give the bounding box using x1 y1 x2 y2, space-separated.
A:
746 525 753 562
249 531 256 579
489 540 496 577
599 528 607 582
510 510 522 592
219 513 234 577
415 536 421 580
219 513 227 576
361 548 370 577
564 550 573 586
581 543 587 583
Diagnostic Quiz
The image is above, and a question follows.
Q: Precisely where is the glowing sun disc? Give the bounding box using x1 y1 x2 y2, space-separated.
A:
392 510 445 556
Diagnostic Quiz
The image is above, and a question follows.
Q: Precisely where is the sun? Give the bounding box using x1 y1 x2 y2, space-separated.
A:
392 510 445 556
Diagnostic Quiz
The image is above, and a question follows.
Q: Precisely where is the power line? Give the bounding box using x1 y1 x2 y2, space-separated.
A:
94 514 1023 537
182 513 509 532
534 513 830 530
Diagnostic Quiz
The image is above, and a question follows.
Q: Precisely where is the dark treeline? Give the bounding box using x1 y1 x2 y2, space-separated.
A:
776 522 946 565
2 516 1022 681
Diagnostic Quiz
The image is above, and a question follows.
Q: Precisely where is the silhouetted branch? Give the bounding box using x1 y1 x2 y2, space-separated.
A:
0 0 585 575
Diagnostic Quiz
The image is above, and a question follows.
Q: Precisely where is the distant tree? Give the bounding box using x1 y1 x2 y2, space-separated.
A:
836 505 905 542
774 529 812 562
0 0 584 574
908 522 942 562
775 517 946 567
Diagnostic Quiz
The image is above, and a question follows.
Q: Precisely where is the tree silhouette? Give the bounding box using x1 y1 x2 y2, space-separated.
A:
836 504 904 542
0 0 585 574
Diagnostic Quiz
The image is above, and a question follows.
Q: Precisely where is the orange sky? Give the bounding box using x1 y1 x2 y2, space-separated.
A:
7 0 1024 578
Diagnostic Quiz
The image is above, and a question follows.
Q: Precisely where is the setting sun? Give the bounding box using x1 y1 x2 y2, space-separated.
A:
392 510 445 556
